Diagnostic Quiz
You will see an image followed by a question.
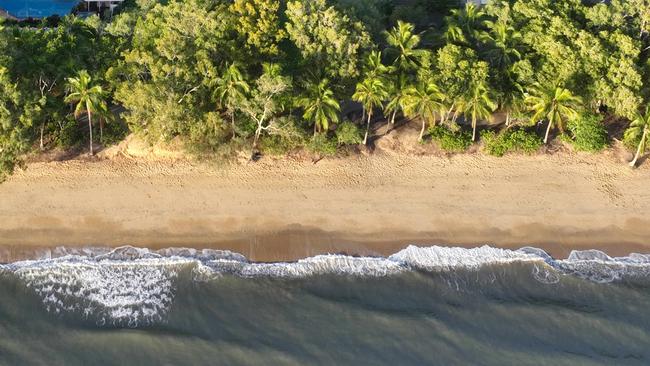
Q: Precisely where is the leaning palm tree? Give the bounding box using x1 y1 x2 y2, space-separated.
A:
65 70 107 155
384 21 428 72
525 83 582 144
296 79 340 135
457 81 497 141
403 78 446 142
352 76 388 145
215 63 250 136
384 73 411 129
625 105 650 167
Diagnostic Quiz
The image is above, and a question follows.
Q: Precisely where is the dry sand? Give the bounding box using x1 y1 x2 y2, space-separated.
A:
0 130 649 262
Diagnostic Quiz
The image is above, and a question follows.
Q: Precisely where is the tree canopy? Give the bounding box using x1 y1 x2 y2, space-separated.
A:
1 0 650 176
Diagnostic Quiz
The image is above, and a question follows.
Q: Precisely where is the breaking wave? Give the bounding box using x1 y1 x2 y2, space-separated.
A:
2 245 650 327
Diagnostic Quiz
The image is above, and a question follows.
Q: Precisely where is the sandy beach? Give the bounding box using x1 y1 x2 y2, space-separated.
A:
0 131 648 263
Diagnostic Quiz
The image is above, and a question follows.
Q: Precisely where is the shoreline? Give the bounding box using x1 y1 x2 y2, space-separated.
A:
1 144 649 263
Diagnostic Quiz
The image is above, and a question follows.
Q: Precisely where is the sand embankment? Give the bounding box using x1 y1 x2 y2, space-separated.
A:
0 134 648 262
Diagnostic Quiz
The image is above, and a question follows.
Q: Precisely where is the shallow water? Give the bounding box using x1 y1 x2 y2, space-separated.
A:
1 245 650 365
0 0 77 18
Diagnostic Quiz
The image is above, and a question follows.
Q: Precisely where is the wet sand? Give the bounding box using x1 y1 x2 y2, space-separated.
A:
0 147 649 262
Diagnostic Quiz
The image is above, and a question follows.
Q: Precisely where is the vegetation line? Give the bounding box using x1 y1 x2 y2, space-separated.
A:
0 0 649 180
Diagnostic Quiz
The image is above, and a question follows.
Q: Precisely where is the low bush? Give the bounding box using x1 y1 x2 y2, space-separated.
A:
307 133 338 156
565 113 608 152
185 112 232 156
481 128 542 157
428 125 472 152
335 120 362 146
56 118 84 149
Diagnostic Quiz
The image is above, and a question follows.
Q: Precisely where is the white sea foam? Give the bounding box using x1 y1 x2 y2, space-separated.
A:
5 245 650 326
552 250 650 283
234 255 406 278
11 255 201 327
389 245 542 271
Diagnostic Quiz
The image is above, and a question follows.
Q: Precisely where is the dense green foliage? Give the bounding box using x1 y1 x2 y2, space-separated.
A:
481 128 542 156
2 0 650 178
428 125 472 152
565 113 608 152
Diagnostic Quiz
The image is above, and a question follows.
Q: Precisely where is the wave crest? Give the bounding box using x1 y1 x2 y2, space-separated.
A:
4 245 650 327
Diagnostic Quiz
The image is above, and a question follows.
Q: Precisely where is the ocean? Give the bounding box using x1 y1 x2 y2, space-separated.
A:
0 0 78 18
1 245 649 365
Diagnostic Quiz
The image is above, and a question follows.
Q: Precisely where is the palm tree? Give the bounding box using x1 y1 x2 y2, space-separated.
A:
364 50 392 80
625 105 650 167
525 83 582 144
296 79 340 135
384 73 411 129
384 21 428 72
65 70 107 155
97 103 112 142
215 63 250 136
480 20 522 71
403 78 445 142
352 76 388 145
444 3 486 44
457 81 497 141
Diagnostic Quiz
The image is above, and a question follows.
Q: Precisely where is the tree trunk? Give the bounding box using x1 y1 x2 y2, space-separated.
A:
505 112 511 127
543 119 553 144
472 116 477 141
363 111 372 145
87 110 94 155
252 125 262 153
313 121 319 136
390 110 397 126
630 127 648 167
231 112 236 138
452 111 459 124
444 103 455 124
419 118 426 142
40 122 45 150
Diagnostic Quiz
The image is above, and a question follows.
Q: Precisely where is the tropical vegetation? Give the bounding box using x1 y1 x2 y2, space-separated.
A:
1 0 650 180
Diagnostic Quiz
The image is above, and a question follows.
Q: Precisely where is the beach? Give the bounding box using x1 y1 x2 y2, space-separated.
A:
0 137 648 263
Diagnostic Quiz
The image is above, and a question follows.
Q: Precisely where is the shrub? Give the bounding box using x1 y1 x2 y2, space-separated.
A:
428 125 472 152
185 112 232 156
481 128 542 157
623 128 642 151
335 120 362 146
565 113 608 152
56 118 83 149
260 118 305 155
307 133 338 156
99 119 129 146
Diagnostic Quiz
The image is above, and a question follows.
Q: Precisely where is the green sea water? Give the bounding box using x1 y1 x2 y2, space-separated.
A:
1 245 649 365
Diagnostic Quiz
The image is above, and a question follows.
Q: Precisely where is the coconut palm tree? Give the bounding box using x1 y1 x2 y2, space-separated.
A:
403 78 445 142
296 79 340 135
384 73 411 129
501 86 525 127
215 63 250 136
352 76 388 145
364 50 392 80
64 70 107 155
96 103 112 142
384 21 428 72
625 105 650 167
480 20 522 71
457 81 497 141
525 83 582 144
444 3 486 44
